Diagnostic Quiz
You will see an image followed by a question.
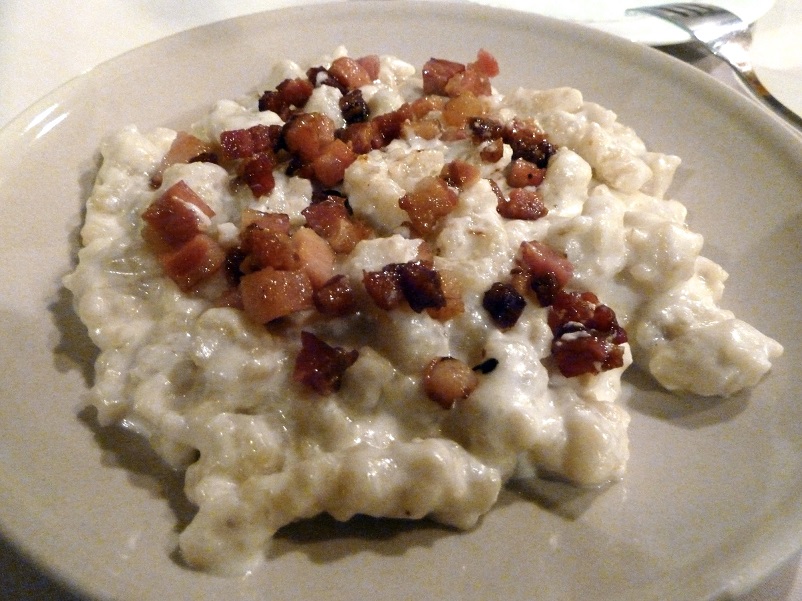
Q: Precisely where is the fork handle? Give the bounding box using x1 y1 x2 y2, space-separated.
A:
730 67 802 133
713 40 802 135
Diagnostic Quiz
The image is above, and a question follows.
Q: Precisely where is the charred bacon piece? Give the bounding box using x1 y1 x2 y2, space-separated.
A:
516 240 574 304
339 89 370 124
548 290 628 378
258 78 314 120
482 282 526 329
503 120 556 168
363 260 446 313
293 331 359 395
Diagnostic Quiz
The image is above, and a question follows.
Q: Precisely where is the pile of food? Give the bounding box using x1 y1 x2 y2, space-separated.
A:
64 48 783 574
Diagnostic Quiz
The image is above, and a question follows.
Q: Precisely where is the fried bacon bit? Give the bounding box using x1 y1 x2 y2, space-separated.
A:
497 188 548 221
220 124 281 161
160 233 225 291
552 334 624 378
422 58 465 96
240 220 297 272
444 69 491 98
282 112 337 163
468 116 505 163
503 120 557 168
151 132 215 187
404 118 442 141
423 357 479 409
339 89 370 124
440 160 481 190
363 260 446 313
446 49 498 97
405 96 446 139
239 267 314 324
293 331 359 395
423 50 498 98
278 77 315 107
506 158 547 188
141 184 226 289
426 269 464 321
363 266 405 310
372 103 414 147
220 125 281 196
471 49 500 78
306 65 332 88
397 261 446 313
482 282 526 329
337 121 384 154
410 95 448 119
357 55 381 80
399 176 459 235
588 304 628 343
441 92 487 128
292 227 335 288
549 290 597 331
302 196 373 254
336 103 413 155
240 152 276 198
518 240 574 307
327 56 373 90
528 271 561 308
258 90 284 116
313 274 357 316
548 290 628 378
258 78 314 119
142 180 215 248
165 132 214 164
239 216 334 287
489 177 548 221
311 139 357 187
548 291 627 344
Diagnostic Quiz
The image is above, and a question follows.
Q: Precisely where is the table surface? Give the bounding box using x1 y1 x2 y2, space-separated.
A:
1 0 800 599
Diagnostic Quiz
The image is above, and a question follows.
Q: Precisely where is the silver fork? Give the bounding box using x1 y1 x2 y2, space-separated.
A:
627 3 802 134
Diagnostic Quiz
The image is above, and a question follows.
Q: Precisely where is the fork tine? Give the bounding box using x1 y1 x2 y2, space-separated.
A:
626 3 749 43
661 3 719 18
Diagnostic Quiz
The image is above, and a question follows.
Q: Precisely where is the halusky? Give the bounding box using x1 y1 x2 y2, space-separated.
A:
64 49 782 574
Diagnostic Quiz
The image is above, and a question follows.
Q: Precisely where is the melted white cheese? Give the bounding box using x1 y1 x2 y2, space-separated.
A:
64 50 783 575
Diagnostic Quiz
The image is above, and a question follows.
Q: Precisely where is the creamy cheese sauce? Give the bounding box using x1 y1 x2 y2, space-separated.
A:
64 48 783 575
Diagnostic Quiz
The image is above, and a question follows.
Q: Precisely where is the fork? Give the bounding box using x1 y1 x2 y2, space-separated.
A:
626 3 802 134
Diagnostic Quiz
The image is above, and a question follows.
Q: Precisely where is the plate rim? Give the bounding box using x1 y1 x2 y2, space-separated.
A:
0 2 800 600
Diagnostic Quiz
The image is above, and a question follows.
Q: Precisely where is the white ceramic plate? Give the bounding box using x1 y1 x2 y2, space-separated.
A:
465 0 776 44
1 2 800 599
